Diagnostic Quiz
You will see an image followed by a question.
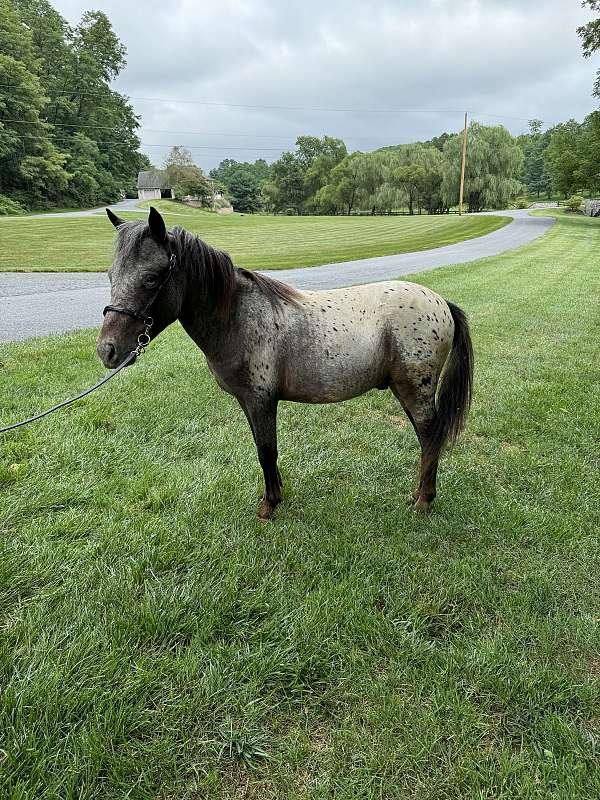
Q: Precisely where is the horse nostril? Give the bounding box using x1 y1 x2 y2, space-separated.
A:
97 340 117 367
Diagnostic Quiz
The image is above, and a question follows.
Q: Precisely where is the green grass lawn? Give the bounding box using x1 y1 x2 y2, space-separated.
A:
1 212 598 798
0 202 509 272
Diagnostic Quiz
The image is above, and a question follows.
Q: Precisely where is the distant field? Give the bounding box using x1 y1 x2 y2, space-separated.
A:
0 202 509 272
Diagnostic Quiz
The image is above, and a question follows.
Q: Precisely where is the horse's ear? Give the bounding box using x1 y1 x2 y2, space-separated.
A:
106 208 125 228
148 206 166 243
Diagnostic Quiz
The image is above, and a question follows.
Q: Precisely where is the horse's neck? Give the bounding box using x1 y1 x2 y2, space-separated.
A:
178 264 241 359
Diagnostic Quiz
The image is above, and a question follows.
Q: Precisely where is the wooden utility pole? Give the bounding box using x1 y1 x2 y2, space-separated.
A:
459 112 468 215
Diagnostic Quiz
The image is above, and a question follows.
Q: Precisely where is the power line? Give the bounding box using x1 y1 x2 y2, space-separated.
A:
0 85 532 122
141 143 286 152
7 132 289 152
0 118 528 143
2 117 295 137
0 118 462 145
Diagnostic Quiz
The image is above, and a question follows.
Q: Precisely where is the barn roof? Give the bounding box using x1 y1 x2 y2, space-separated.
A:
137 169 171 190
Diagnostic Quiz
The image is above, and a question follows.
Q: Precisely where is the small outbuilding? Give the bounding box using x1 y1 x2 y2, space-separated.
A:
137 170 173 201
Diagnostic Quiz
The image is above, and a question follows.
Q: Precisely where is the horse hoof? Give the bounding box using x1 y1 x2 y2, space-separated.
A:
257 498 275 521
413 497 432 514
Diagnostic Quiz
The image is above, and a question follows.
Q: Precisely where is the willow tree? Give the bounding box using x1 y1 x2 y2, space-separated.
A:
389 143 444 214
354 151 386 214
441 123 523 212
314 152 361 215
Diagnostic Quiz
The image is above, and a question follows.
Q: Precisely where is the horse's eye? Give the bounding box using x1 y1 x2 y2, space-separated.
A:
144 275 158 289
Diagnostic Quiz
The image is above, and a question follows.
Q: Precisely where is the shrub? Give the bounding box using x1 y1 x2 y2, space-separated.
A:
514 197 530 209
284 207 297 216
0 195 26 215
213 197 232 210
564 195 584 213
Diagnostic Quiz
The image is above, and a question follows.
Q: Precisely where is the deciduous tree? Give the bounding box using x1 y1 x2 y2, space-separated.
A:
578 2 600 97
9 0 143 207
210 158 270 212
165 145 211 203
314 153 361 215
0 0 70 207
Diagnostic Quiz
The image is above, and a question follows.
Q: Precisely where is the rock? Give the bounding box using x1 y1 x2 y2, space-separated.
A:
584 199 600 217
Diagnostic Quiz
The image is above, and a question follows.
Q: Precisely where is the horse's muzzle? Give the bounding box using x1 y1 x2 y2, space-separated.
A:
97 339 118 368
96 340 136 369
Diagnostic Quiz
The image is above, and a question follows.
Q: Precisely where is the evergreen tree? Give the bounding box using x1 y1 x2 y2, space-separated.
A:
519 120 552 198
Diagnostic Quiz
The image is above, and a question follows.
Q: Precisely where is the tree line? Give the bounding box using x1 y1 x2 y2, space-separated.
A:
205 109 600 216
0 0 147 213
207 3 600 215
209 119 596 216
211 5 600 214
3 0 600 215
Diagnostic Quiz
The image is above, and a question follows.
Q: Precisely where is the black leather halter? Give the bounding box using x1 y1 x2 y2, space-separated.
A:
103 251 178 340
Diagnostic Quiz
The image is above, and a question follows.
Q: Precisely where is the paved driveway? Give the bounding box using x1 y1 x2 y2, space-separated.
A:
16 198 148 218
0 209 554 343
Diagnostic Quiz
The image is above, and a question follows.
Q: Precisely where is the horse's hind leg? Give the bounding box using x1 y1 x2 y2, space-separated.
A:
413 434 442 513
390 383 441 513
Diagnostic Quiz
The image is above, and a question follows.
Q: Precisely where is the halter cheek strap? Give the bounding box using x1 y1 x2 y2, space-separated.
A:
103 252 177 333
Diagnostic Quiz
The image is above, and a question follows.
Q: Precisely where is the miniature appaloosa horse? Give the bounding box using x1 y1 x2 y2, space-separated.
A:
97 207 473 520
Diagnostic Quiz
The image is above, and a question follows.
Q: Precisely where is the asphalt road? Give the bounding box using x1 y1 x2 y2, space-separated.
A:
15 197 148 218
0 209 554 343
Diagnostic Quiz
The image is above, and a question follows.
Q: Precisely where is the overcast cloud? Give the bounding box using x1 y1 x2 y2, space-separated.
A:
52 0 600 171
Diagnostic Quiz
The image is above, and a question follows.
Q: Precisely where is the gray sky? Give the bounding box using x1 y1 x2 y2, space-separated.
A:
53 0 600 171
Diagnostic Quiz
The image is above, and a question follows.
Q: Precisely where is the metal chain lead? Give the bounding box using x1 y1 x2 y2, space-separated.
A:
136 316 153 354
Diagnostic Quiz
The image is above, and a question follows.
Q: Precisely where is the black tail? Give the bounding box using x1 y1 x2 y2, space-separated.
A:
428 301 473 451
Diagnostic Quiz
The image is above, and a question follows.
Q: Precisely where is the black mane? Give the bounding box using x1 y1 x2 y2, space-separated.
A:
115 220 300 318
170 226 301 317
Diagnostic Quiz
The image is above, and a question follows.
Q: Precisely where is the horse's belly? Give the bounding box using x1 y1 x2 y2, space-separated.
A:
280 335 384 403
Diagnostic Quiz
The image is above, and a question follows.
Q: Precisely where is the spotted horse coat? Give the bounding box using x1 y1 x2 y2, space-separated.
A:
98 207 473 520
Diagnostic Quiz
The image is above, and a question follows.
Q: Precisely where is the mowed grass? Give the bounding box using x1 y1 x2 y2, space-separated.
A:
0 201 509 272
0 211 599 798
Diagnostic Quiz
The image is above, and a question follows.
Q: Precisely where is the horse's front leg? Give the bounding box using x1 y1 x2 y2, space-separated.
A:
238 395 282 521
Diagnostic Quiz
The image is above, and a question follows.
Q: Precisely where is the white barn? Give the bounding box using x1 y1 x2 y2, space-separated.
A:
137 170 173 201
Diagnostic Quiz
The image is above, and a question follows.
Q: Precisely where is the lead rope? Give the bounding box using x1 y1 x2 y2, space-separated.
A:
0 327 150 435
1 248 175 436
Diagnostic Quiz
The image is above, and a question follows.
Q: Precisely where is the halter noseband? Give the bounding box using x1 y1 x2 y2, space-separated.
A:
103 251 177 347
